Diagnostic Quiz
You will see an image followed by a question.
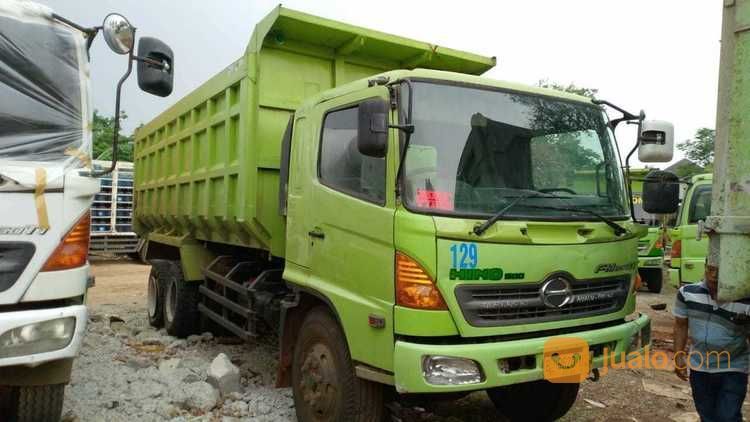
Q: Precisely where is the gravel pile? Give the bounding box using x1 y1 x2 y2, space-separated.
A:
62 306 295 422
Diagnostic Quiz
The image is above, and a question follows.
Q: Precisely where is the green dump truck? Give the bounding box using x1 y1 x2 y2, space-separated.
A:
629 168 665 293
134 6 670 421
668 173 712 287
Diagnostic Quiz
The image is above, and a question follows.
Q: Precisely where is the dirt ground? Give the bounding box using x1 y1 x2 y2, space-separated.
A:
81 259 750 422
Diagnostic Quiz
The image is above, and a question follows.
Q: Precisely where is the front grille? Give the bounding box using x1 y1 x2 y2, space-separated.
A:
637 241 650 255
0 242 35 293
454 276 630 327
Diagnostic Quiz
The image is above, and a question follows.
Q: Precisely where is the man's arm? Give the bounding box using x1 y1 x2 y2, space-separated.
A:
674 316 689 381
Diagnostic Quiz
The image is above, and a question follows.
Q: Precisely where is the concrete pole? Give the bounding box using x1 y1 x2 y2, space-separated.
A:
707 0 750 301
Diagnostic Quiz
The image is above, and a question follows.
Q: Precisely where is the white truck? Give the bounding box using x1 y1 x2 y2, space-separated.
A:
0 1 174 420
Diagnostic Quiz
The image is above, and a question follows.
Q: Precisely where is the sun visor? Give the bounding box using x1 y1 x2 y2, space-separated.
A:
0 0 92 188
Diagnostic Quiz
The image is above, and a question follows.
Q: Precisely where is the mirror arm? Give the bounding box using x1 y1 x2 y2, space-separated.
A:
51 13 100 55
592 98 643 129
85 27 101 54
133 55 170 71
389 124 414 134
393 79 414 197
51 13 96 34
624 118 644 222
89 29 137 178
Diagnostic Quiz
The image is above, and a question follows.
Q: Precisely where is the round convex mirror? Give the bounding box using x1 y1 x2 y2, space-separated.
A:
102 14 134 55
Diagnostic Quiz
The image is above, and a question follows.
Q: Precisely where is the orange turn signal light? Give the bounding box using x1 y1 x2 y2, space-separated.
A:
42 211 90 271
395 252 447 310
671 240 682 259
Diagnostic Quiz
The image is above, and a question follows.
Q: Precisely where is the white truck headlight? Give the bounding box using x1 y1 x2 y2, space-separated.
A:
0 317 75 358
422 355 484 385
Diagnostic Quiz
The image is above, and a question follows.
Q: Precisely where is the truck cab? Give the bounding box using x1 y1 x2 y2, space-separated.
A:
0 2 173 420
668 173 712 287
283 69 652 404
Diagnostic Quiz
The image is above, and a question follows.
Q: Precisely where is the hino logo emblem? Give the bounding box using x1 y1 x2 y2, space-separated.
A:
540 276 573 308
0 225 48 235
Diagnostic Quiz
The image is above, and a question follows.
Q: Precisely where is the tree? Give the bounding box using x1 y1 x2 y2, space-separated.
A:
676 127 715 167
92 110 133 162
537 79 598 99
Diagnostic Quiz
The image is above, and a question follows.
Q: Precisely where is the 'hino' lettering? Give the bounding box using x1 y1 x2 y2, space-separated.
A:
594 262 636 273
450 267 503 281
0 225 48 235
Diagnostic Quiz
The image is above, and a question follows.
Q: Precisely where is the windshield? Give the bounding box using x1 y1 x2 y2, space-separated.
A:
0 10 86 162
401 82 629 219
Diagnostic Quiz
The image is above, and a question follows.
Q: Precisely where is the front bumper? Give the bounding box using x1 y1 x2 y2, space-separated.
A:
0 305 87 368
393 314 650 393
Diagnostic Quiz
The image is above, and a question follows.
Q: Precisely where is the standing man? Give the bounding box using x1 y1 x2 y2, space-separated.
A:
673 263 750 422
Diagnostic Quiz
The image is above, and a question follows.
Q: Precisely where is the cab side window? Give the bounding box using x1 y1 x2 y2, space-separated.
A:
688 185 712 224
319 106 386 204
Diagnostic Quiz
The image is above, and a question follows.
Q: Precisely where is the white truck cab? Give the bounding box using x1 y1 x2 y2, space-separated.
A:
0 1 173 420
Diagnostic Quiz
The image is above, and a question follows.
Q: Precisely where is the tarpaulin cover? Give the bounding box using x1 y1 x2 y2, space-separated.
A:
0 0 90 187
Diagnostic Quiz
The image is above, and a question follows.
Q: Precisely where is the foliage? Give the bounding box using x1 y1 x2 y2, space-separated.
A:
537 79 598 99
92 110 133 162
516 81 606 188
676 127 715 167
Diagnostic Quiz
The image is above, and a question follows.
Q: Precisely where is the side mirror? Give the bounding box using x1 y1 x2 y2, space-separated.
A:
102 14 135 55
137 37 174 97
638 120 674 163
357 98 389 158
643 170 679 214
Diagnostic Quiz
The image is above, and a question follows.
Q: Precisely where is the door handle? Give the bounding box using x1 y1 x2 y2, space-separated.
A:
308 228 325 239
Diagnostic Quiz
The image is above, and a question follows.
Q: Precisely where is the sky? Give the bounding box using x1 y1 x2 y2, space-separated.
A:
40 0 722 167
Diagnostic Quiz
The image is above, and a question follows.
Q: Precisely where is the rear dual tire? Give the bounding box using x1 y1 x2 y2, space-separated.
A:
147 260 200 337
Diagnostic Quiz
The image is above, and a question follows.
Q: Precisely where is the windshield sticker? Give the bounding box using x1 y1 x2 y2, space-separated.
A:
416 189 453 210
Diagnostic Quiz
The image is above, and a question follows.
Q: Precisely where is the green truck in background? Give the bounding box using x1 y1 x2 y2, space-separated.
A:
629 168 665 293
668 173 712 287
133 6 673 421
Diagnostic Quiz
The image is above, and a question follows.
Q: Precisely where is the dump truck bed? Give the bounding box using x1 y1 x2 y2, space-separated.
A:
133 6 495 257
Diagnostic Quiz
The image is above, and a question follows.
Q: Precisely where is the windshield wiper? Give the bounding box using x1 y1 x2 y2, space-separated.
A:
525 204 629 236
473 191 629 237
473 192 540 235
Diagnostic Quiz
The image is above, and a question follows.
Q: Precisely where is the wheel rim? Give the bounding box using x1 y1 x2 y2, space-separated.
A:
299 342 338 420
165 280 176 323
147 275 158 318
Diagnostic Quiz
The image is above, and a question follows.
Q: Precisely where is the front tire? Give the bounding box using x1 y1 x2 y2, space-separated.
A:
5 384 65 422
640 268 663 293
487 380 579 421
292 307 384 422
162 261 200 338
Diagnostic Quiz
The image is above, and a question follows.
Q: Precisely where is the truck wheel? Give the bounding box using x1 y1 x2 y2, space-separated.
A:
292 307 384 422
640 268 663 293
487 380 579 421
7 384 65 422
147 260 168 328
163 261 200 338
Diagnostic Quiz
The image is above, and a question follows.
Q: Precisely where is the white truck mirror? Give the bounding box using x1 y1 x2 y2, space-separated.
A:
638 120 674 163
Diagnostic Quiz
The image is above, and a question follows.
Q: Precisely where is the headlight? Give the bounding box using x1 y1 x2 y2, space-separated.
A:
422 355 484 386
0 317 75 358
